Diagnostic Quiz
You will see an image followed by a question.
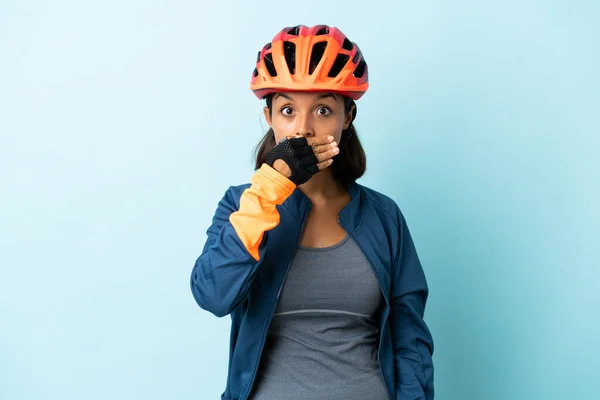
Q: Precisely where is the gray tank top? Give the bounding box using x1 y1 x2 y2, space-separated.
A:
249 235 390 400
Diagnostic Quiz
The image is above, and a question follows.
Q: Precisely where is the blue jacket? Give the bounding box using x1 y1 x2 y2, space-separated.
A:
191 179 434 400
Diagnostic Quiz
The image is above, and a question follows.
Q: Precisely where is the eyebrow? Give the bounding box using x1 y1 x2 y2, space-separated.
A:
317 93 337 100
276 93 293 101
275 92 337 101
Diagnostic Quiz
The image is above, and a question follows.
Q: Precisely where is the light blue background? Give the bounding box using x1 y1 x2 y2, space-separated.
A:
1 1 598 399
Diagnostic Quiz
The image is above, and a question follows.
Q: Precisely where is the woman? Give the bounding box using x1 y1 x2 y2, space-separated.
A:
191 25 434 400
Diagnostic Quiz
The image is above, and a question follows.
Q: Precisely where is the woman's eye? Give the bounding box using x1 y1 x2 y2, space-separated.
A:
317 107 332 116
281 107 293 116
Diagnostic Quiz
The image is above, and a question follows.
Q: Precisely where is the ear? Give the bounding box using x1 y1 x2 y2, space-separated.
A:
264 106 272 127
343 104 356 129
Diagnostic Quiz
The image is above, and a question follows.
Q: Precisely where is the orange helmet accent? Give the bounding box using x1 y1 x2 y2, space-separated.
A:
250 25 369 100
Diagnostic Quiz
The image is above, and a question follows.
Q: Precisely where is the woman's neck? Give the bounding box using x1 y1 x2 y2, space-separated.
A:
298 168 347 200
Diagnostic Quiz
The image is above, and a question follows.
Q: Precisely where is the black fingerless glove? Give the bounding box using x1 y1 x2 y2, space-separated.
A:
266 137 319 186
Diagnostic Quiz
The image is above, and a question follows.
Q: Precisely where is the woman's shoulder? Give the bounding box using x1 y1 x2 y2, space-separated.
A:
213 183 251 211
356 183 406 225
227 183 252 196
357 183 399 211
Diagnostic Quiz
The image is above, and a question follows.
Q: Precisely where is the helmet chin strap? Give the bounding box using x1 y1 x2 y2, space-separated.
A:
343 99 357 140
349 99 357 124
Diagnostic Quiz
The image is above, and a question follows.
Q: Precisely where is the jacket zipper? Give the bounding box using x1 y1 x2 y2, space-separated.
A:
341 219 392 400
242 203 311 400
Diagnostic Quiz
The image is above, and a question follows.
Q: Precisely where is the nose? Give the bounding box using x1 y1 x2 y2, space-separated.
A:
296 112 314 138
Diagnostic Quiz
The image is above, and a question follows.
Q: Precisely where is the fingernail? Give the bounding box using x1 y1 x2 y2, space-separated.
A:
330 141 337 147
327 136 334 141
333 147 339 154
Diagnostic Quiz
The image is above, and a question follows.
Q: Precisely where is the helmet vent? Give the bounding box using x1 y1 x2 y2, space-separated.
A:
264 53 277 77
342 38 354 51
328 54 350 78
309 42 327 75
316 27 329 35
352 50 361 64
354 59 367 78
283 41 296 74
287 26 300 36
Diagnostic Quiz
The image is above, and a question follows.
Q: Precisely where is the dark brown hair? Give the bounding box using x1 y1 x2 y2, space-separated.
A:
253 93 367 186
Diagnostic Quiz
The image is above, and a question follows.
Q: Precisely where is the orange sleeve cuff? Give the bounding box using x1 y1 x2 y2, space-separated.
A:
229 164 297 261
255 163 297 196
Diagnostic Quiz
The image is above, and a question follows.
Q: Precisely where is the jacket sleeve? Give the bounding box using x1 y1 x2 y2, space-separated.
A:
389 210 435 399
190 164 296 317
